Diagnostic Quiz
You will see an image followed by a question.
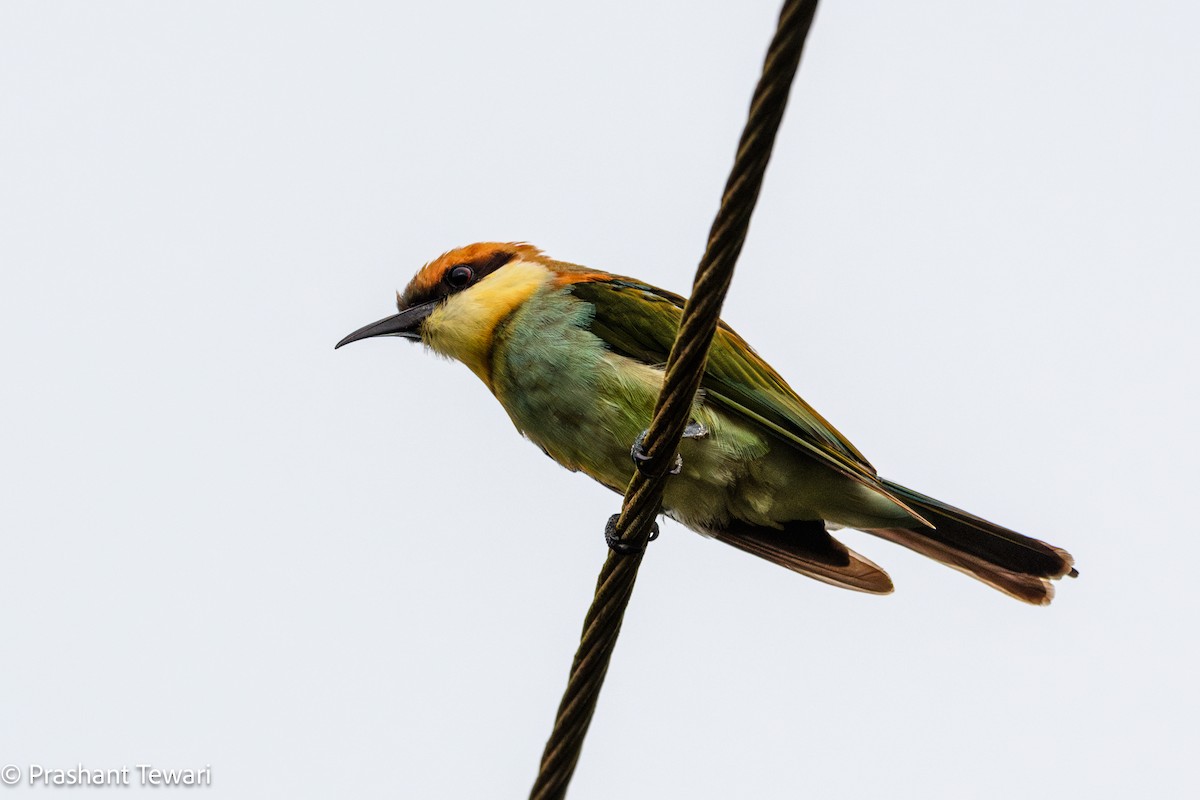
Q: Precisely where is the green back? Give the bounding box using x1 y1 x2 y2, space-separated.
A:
568 278 879 484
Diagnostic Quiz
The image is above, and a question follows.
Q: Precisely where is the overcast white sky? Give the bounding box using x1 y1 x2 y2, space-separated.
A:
2 1 1197 797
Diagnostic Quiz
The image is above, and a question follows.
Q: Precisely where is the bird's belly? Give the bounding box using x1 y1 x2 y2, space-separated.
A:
665 423 903 531
496 349 895 530
490 317 907 532
495 346 664 493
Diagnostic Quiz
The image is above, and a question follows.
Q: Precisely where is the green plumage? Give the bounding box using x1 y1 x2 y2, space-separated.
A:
571 279 880 482
492 274 1074 603
338 244 1076 604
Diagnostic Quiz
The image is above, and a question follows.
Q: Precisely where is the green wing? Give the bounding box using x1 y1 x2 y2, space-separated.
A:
568 277 880 485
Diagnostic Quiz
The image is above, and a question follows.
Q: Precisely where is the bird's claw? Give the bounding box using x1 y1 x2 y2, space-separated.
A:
630 430 682 476
629 422 708 477
604 513 660 555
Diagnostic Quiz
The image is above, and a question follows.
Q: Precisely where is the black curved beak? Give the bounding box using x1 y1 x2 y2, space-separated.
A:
334 301 437 349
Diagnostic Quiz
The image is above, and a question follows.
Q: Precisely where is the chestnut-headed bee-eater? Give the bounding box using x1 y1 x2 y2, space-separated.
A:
337 243 1076 604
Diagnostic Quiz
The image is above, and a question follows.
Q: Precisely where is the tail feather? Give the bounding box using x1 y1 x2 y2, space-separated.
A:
867 480 1076 605
702 483 1075 605
711 519 894 595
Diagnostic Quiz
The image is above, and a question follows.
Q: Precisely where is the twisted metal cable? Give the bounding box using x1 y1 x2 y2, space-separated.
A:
530 2 819 797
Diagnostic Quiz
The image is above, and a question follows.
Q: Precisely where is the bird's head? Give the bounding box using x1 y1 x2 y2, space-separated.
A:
336 241 569 383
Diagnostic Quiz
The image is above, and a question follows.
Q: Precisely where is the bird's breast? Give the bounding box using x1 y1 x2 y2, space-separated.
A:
487 286 905 532
490 288 657 491
488 288 775 525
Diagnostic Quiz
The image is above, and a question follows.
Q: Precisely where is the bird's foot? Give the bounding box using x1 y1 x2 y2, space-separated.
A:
629 421 708 477
604 513 660 555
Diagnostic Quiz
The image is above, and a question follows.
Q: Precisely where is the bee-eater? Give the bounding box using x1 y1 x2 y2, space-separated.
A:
337 242 1076 604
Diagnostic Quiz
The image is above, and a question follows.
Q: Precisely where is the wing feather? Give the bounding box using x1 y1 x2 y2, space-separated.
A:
568 278 878 483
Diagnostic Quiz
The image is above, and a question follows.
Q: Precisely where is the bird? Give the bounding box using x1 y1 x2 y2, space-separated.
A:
336 242 1076 604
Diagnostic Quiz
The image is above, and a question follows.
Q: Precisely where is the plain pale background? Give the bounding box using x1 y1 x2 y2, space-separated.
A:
2 1 1196 797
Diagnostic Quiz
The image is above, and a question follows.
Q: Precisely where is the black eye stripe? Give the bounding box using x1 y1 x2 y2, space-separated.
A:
466 250 516 283
443 250 517 294
404 249 519 310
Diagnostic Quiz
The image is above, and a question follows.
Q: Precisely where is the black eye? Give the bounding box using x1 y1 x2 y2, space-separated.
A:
446 265 474 288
